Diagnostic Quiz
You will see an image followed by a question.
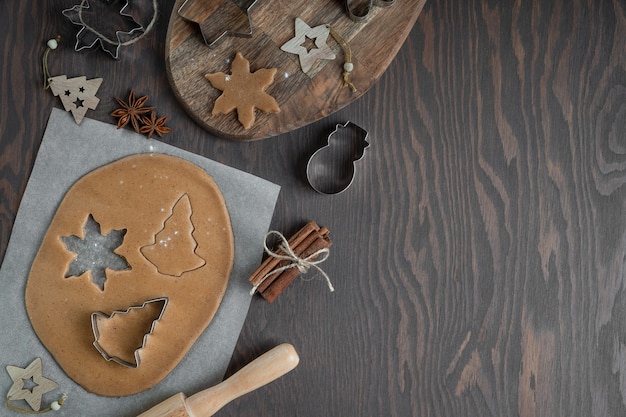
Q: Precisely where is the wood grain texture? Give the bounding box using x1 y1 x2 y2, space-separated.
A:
136 393 190 417
1 0 626 416
165 0 427 140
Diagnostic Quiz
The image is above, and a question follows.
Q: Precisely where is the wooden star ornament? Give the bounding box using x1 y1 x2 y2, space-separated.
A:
6 358 59 412
205 52 280 129
281 18 336 73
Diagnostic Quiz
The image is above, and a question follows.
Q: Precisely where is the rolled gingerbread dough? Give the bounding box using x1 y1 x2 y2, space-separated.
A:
25 153 234 396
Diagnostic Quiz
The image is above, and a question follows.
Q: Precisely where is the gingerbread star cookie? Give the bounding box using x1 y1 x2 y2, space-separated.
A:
205 52 280 129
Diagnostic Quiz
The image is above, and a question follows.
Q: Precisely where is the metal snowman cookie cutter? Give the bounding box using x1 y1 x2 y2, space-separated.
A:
306 121 370 195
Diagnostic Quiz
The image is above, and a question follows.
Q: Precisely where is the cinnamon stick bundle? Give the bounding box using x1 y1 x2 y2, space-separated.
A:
249 221 332 303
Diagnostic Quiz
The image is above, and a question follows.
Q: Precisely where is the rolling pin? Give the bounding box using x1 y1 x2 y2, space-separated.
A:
137 343 299 417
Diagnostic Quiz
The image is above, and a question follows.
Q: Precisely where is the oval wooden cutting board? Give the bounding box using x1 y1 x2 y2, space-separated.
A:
165 0 427 140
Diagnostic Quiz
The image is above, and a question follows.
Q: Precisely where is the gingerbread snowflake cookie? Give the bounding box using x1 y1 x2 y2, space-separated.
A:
205 52 280 129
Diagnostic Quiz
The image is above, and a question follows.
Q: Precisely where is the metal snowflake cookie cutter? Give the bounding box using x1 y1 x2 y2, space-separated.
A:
178 0 259 47
345 0 396 22
306 121 370 195
91 297 168 368
62 0 145 59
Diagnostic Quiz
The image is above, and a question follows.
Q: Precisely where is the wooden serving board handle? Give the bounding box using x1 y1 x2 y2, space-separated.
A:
137 344 300 417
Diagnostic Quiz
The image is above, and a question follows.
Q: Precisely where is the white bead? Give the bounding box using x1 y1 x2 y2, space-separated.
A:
343 62 354 72
51 401 61 411
47 39 58 50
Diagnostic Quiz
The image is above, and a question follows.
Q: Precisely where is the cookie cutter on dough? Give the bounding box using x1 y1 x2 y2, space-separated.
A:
345 0 396 22
91 297 168 368
306 121 370 195
62 0 149 59
178 0 259 47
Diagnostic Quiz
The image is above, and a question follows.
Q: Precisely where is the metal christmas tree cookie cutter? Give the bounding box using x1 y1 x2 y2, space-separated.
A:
91 297 168 368
306 121 370 195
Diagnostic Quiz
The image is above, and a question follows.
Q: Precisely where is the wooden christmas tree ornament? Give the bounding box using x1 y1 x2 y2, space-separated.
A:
43 37 102 124
48 75 103 124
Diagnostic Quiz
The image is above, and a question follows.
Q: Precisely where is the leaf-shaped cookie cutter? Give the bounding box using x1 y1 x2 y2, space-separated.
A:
91 297 168 368
306 121 370 195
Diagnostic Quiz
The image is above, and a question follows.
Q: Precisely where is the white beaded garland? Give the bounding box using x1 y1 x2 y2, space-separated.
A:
51 401 61 411
47 38 58 50
343 62 354 72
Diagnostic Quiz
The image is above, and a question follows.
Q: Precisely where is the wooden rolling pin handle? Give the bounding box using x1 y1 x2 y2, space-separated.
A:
185 343 300 417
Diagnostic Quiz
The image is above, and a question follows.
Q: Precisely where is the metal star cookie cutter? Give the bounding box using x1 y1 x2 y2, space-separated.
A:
91 297 168 368
306 122 370 195
345 0 396 22
178 0 259 47
62 0 145 59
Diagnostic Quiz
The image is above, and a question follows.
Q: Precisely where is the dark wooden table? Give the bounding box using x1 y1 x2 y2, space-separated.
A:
2 1 626 416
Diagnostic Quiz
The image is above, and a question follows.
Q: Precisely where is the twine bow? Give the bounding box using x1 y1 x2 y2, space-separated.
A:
250 231 334 295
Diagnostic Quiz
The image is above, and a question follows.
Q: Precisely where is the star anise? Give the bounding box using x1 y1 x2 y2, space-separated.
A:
111 90 153 132
139 111 172 138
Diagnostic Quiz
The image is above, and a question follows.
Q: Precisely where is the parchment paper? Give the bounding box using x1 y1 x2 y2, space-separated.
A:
0 108 280 416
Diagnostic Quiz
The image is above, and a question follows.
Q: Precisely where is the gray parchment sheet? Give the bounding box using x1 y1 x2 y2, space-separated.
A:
0 108 280 417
